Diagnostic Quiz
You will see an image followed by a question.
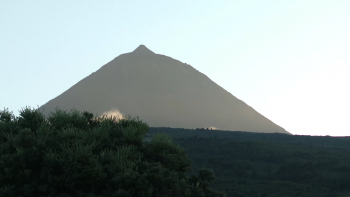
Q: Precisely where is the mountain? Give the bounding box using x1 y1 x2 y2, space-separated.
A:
39 45 289 134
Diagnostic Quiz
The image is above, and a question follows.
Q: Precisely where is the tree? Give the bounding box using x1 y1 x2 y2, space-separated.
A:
0 107 225 197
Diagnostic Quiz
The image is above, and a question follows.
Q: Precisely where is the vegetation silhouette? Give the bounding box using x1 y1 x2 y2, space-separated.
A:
0 107 225 197
148 127 350 197
3 106 350 196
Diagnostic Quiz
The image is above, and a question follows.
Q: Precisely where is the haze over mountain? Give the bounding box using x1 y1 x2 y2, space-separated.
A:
39 45 289 134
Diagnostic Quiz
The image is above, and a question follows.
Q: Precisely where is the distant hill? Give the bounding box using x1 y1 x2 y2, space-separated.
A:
39 45 289 134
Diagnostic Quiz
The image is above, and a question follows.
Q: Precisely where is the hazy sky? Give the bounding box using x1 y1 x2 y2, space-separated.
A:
1 1 350 136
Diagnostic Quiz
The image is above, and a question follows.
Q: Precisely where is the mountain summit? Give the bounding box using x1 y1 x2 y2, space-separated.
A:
132 44 155 55
39 45 289 134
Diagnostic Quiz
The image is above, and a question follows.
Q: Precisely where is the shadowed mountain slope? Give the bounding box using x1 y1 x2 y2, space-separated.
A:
39 45 289 134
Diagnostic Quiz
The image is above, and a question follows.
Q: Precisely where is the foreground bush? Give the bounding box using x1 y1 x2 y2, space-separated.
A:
0 107 225 197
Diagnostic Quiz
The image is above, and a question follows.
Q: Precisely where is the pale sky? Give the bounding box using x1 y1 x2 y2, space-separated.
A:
1 1 350 136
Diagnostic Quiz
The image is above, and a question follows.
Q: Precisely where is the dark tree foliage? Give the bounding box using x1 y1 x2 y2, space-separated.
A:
0 107 225 197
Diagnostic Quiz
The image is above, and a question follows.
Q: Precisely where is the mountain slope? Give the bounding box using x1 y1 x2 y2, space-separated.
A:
39 45 289 134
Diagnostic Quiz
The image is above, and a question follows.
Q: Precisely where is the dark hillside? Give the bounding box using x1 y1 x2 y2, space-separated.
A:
147 127 350 197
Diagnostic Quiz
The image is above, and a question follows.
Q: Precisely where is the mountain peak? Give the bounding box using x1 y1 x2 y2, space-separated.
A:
132 45 155 55
39 45 289 134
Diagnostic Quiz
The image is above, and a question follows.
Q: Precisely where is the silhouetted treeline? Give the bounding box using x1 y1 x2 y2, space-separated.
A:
196 128 213 130
147 127 350 197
